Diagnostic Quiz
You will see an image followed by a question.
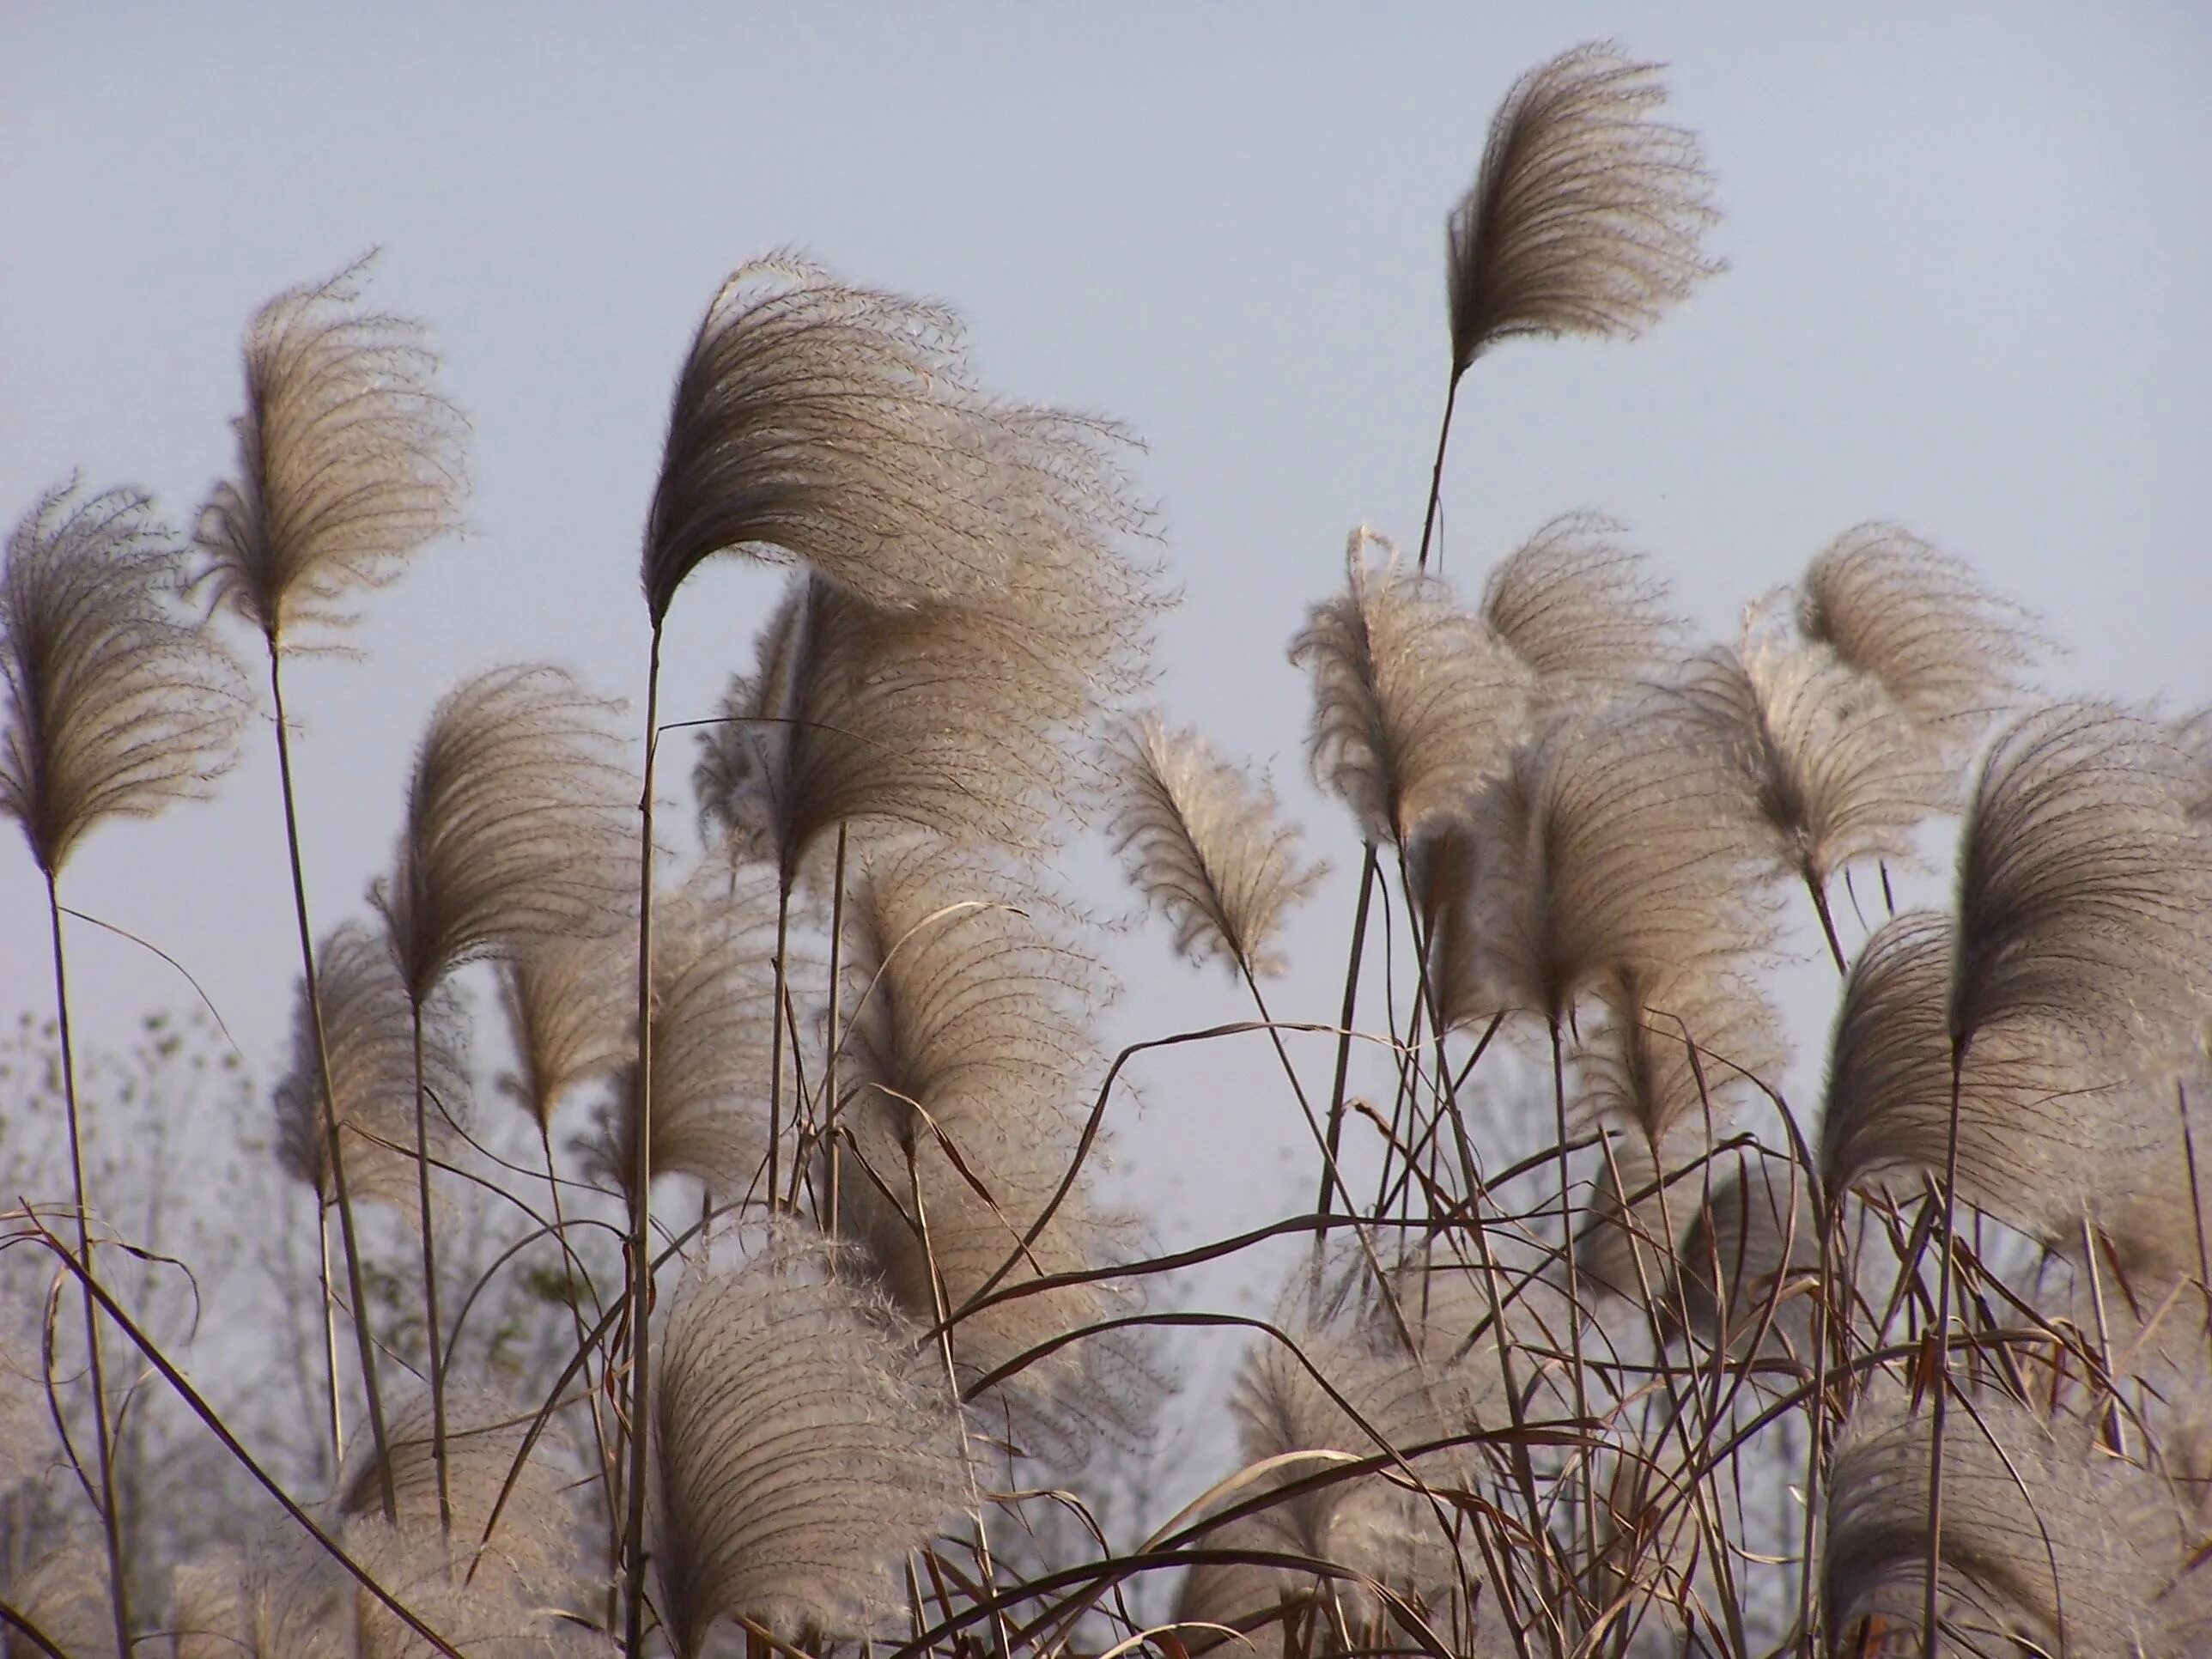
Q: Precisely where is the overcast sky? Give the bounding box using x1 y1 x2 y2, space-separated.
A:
5 4 2209 1420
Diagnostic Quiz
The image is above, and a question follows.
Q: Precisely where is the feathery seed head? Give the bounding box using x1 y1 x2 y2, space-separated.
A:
3 481 247 875
1480 512 1686 703
1105 713 1327 978
372 663 635 1004
1796 525 2043 763
1447 41 1720 377
1291 526 1531 847
642 255 1150 622
194 256 466 646
652 1230 969 1653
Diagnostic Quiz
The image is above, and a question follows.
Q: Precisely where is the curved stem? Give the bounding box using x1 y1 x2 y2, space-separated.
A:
766 878 793 1213
623 617 663 1658
318 1206 343 1469
44 876 132 1654
1416 374 1462 573
542 1122 620 1632
410 999 451 1534
1315 846 1376 1236
822 824 849 1233
267 646 396 1518
1921 1037 1969 1659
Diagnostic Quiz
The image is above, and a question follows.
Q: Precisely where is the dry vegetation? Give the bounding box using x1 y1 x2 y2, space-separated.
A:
4 38 2210 1659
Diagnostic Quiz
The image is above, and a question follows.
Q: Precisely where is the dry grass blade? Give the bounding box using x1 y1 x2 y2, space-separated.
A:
274 922 471 1215
652 1231 969 1654
1480 512 1685 702
1795 526 2043 763
1290 527 1530 847
373 663 634 1002
3 481 246 875
194 257 466 645
641 254 1147 619
1105 713 1326 977
582 871 781 1202
1446 40 1720 374
1825 1389 2186 1656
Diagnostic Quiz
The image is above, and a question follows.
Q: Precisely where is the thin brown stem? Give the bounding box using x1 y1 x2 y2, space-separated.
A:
43 876 132 1655
623 617 663 1659
1921 1037 1969 1659
267 646 396 1520
1316 845 1377 1235
1416 374 1462 572
410 999 452 1534
823 823 850 1234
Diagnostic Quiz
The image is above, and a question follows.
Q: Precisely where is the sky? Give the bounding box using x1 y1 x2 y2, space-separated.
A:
4 3 2210 1434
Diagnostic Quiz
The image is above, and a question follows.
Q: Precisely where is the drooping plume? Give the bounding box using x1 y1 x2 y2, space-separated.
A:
2 1546 118 1659
834 840 1142 1459
1290 527 1529 847
273 922 471 1215
1794 525 2042 762
582 872 782 1204
641 256 1147 621
1446 41 1720 377
696 530 1155 879
494 929 635 1139
1668 1151 1820 1352
1480 513 1685 703
372 663 634 1003
2 482 246 875
193 258 466 646
1825 1389 2186 1656
1106 713 1327 977
337 1386 581 1595
1948 701 2212 1057
1453 699 1767 1030
651 1232 969 1654
1672 625 1955 890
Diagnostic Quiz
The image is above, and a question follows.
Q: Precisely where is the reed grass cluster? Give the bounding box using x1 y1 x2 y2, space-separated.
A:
3 38 2208 1659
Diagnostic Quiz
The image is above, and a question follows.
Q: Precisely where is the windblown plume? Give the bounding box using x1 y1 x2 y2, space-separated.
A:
1795 526 2042 759
696 526 1155 878
1289 527 1529 846
651 1231 969 1653
641 256 1147 621
1453 699 1767 1030
1814 910 2167 1261
1176 1322 1498 1653
1445 41 1719 376
194 258 466 644
835 841 1143 1459
1480 513 1685 702
338 1386 581 1595
1950 701 2212 1054
1825 1389 2185 1656
170 1540 348 1659
2 482 246 875
2 1545 117 1659
581 872 782 1204
1571 966 1784 1299
274 922 471 1214
1575 965 1784 1149
1671 627 1954 888
1669 1151 1819 1352
1105 714 1326 977
372 663 634 1003
494 930 635 1138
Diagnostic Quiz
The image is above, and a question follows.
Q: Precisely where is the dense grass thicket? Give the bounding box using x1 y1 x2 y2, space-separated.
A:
4 39 2211 1659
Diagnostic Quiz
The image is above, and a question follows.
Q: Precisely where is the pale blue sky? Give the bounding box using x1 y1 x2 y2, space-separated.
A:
4 5 2209 1398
